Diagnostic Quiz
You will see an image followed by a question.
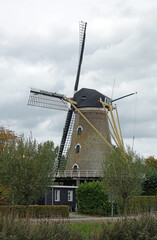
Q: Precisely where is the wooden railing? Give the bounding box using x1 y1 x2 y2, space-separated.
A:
55 170 102 178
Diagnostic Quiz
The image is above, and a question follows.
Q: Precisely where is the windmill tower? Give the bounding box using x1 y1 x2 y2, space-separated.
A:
65 88 111 178
28 22 135 186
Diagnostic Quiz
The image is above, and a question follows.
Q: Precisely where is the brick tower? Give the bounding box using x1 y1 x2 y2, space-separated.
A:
66 88 111 174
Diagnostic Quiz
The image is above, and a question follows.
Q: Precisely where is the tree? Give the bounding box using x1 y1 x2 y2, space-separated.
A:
142 156 157 196
102 147 144 216
145 156 157 169
0 126 17 152
142 171 157 196
0 126 17 199
0 134 58 205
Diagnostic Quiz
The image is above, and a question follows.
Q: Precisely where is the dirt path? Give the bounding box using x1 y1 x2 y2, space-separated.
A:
30 213 157 223
30 215 124 223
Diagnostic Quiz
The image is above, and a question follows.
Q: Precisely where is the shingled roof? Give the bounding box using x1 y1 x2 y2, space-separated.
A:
73 88 109 108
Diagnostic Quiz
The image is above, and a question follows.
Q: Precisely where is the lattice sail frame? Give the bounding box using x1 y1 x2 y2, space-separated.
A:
27 88 76 170
28 88 68 111
55 111 75 171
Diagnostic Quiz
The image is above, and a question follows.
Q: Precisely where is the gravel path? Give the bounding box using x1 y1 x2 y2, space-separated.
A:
30 213 124 223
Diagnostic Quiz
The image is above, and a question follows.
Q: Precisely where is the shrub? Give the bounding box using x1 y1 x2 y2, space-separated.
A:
77 181 157 217
76 181 113 216
98 215 157 240
127 196 157 215
28 205 69 218
0 205 27 218
0 217 85 240
0 205 69 218
142 169 157 196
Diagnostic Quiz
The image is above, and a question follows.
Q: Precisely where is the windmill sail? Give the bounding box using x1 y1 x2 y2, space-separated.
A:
111 92 137 103
56 22 87 170
56 110 75 170
74 21 87 92
27 22 87 173
56 109 73 170
28 88 68 111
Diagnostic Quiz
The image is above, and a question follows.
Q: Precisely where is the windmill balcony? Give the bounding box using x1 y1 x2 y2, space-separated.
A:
55 170 102 178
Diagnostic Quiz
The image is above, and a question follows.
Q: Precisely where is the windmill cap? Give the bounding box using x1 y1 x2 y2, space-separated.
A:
73 88 110 108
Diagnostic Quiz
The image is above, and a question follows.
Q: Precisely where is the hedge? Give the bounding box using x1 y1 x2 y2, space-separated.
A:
28 205 69 218
0 205 69 218
77 181 157 216
126 196 157 215
76 181 115 216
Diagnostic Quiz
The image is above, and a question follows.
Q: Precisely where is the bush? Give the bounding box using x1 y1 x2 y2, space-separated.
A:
127 196 157 215
76 181 114 216
28 205 69 218
142 169 157 196
0 205 27 218
99 215 157 240
0 205 69 218
0 217 86 240
113 196 157 216
77 181 157 217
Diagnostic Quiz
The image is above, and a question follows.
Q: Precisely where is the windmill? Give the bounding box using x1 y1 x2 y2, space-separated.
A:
28 22 136 185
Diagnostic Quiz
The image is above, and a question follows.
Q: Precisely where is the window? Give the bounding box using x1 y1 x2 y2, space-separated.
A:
68 190 73 202
54 190 60 202
81 96 86 100
77 126 82 136
72 163 79 172
76 144 80 153
105 97 109 104
73 164 78 172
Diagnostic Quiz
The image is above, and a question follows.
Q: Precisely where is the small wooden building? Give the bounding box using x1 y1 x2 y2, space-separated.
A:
44 185 78 211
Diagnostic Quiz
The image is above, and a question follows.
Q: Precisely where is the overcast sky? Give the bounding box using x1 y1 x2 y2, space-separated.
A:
0 0 157 158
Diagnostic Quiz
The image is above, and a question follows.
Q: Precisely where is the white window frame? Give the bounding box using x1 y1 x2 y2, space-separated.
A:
72 163 79 172
68 190 73 202
77 126 83 136
55 190 60 202
75 143 81 153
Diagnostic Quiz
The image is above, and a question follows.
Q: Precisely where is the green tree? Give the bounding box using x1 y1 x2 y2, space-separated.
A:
102 147 144 216
145 156 157 169
142 156 157 196
0 135 58 205
142 171 157 196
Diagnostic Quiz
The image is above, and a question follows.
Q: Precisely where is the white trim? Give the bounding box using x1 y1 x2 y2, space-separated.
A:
54 189 60 202
75 143 81 149
52 185 78 189
76 126 83 131
72 163 79 169
52 187 54 205
77 107 104 111
68 190 73 202
77 126 83 136
75 143 81 154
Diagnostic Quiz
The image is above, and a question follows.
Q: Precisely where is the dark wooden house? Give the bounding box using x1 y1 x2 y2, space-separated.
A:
43 185 78 211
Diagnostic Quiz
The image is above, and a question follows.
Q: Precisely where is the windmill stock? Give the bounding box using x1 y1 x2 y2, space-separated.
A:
28 22 136 184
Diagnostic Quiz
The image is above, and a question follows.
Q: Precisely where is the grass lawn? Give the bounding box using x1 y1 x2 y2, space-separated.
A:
71 222 103 238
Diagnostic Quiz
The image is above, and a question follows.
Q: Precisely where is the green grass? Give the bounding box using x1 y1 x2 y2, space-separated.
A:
0 215 157 239
71 222 102 238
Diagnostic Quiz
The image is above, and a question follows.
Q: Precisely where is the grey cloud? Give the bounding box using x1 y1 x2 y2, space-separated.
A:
0 0 157 157
0 26 78 64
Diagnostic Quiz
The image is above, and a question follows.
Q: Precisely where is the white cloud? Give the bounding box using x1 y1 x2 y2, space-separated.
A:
0 0 156 158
